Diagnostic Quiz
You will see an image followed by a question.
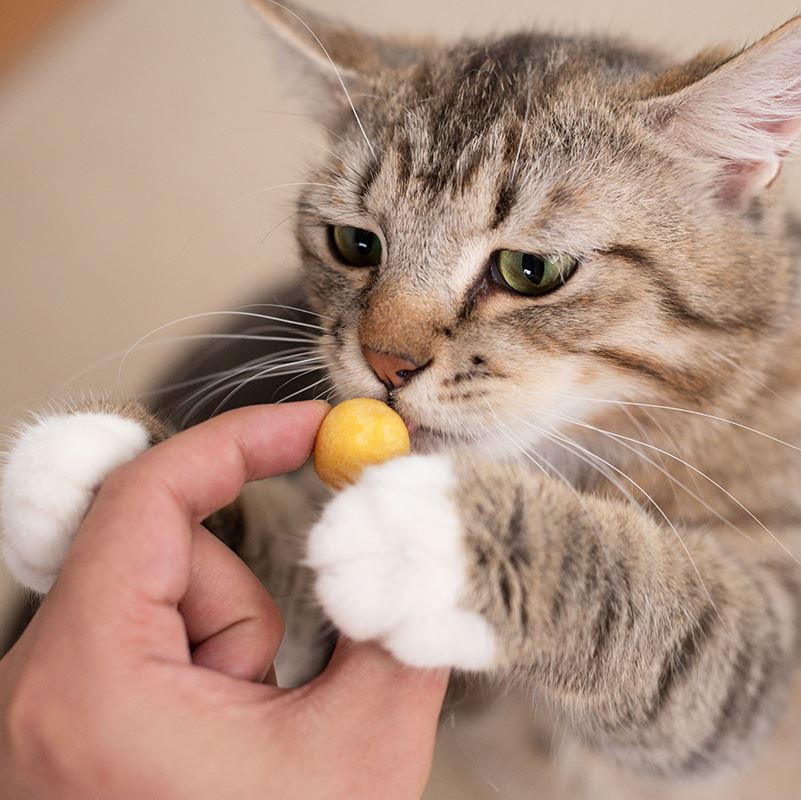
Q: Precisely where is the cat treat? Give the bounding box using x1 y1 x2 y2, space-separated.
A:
313 398 410 489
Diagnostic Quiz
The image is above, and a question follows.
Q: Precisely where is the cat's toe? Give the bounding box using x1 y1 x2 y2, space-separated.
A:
307 454 497 670
0 412 150 593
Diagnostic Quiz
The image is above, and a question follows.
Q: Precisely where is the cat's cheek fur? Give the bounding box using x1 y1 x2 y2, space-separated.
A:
0 413 150 593
306 454 498 670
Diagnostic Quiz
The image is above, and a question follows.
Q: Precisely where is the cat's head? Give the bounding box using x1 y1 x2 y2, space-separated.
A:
253 1 801 460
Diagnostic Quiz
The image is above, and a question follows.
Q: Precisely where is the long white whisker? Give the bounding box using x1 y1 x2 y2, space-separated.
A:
140 348 318 399
264 1 377 159
502 410 639 508
508 412 725 626
276 374 331 404
704 345 781 398
240 181 340 201
56 334 318 393
510 74 532 182
200 357 325 421
273 128 350 167
489 413 615 573
526 390 801 455
618 404 684 512
167 350 321 414
233 302 333 322
271 364 327 399
488 413 548 478
544 409 801 567
118 311 324 380
260 210 300 244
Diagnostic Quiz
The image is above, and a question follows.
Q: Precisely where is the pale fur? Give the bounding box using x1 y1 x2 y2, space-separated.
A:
308 455 497 669
1 413 149 592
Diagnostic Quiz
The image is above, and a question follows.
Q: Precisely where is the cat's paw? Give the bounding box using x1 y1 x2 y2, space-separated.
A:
306 454 497 670
0 413 150 593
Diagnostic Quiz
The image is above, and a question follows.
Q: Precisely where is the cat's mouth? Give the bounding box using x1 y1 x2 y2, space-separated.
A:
384 398 475 449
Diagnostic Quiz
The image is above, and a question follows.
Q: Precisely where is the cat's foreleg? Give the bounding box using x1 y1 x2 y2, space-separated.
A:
307 454 801 776
0 401 169 593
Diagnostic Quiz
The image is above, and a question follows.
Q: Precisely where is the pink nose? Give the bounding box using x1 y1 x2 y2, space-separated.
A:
361 348 425 389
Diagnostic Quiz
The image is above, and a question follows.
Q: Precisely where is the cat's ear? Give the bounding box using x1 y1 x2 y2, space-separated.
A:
248 0 420 121
641 16 801 204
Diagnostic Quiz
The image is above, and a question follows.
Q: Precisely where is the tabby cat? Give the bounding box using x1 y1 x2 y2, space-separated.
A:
3 2 801 797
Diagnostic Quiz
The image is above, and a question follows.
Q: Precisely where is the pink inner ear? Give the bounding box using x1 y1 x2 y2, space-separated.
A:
720 158 782 203
760 115 801 144
652 21 801 202
720 111 801 197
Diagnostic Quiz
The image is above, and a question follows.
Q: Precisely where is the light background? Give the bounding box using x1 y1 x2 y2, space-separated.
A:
2 2 800 794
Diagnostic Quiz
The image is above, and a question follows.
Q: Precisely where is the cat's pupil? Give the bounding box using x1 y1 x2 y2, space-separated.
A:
354 229 375 255
521 254 546 285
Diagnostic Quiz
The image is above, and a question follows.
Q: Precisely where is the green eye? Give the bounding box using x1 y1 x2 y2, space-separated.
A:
492 250 577 296
330 226 382 267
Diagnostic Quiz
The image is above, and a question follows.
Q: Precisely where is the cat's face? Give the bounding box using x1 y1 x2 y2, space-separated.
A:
255 3 799 461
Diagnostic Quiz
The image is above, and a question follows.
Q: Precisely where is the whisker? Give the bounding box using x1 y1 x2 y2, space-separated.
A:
55 333 318 394
167 350 321 417
139 348 318 399
271 365 328 399
239 181 341 201
543 391 801 455
618 404 684 512
118 310 325 379
167 180 341 269
489 413 620 549
263 1 378 159
276 375 331 404
260 210 300 244
510 73 532 182
502 410 640 509
272 128 350 167
704 344 781 399
544 409 801 567
193 357 325 423
234 302 333 322
508 411 726 626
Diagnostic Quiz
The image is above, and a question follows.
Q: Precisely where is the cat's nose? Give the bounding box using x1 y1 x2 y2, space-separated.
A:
361 347 429 389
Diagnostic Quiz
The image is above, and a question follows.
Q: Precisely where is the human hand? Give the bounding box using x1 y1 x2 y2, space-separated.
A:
0 403 448 799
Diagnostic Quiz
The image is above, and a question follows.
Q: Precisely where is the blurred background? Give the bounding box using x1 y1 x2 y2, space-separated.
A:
2 1 801 795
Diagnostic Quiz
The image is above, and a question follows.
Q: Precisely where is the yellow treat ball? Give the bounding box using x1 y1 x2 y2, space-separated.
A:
314 398 411 489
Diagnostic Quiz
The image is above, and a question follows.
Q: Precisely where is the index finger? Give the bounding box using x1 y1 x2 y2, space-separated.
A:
61 401 328 609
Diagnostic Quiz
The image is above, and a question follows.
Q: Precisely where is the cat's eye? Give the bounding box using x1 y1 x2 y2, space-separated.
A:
329 225 382 267
491 250 578 296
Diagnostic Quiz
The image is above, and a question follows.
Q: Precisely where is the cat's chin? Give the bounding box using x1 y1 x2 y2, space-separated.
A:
408 424 468 450
409 425 503 457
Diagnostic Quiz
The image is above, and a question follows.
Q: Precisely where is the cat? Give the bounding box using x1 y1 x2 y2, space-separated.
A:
3 1 801 797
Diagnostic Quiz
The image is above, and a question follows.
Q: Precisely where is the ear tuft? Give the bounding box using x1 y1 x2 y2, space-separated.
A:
249 0 366 79
249 0 423 78
248 0 425 127
642 16 801 202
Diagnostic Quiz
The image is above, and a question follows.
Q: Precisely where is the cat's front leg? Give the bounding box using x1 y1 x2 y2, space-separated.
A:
0 401 168 593
308 454 801 776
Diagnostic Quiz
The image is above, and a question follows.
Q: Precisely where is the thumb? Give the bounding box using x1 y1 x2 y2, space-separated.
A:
305 638 448 787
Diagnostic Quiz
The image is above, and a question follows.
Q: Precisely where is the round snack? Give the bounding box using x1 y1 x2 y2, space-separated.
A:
313 398 411 489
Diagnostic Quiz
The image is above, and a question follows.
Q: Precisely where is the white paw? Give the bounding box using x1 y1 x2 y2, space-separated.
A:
307 455 497 670
0 413 150 593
